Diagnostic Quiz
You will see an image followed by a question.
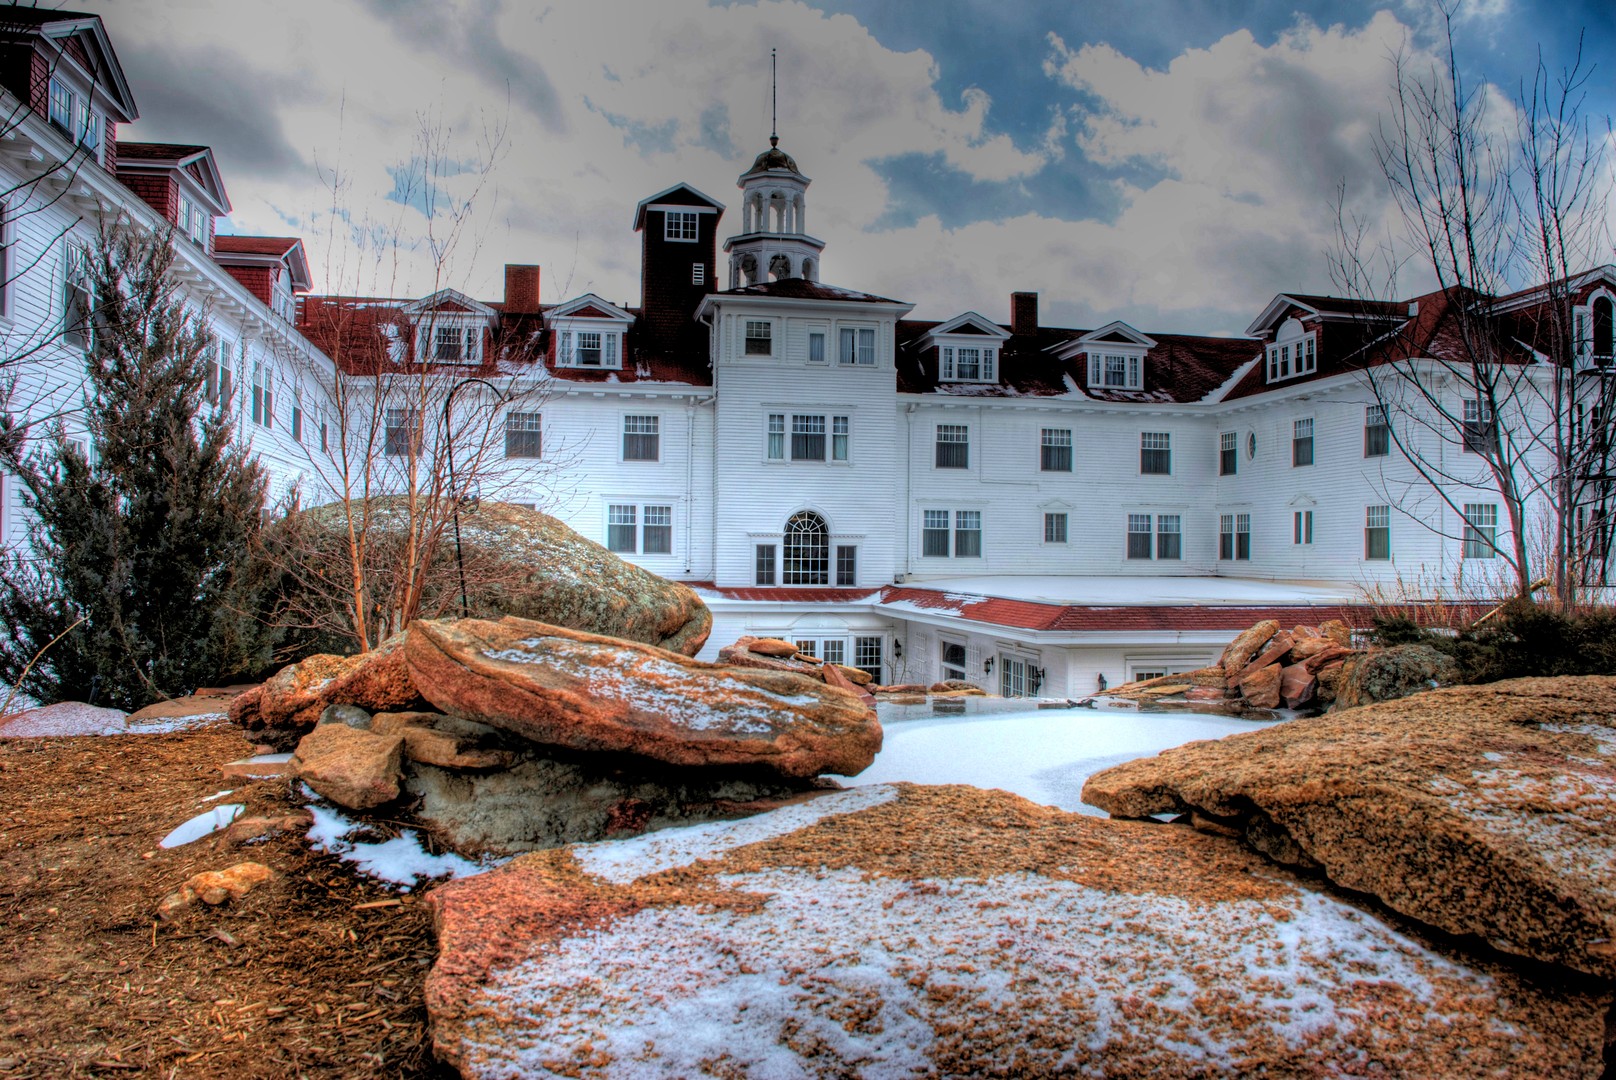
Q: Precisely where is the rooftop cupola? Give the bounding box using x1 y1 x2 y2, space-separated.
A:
725 52 825 288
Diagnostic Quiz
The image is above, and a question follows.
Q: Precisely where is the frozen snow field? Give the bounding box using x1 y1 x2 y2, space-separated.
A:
834 704 1278 815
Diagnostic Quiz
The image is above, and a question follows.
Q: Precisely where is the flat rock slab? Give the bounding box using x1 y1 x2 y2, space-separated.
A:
291 725 405 810
229 634 425 744
0 701 128 737
1084 675 1616 979
425 784 1607 1079
405 617 880 778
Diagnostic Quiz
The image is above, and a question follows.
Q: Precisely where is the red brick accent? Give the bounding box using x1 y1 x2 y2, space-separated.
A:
504 264 540 313
120 172 176 225
1011 291 1038 336
220 264 273 307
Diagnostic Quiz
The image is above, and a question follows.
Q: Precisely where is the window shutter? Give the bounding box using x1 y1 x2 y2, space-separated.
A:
941 347 953 380
1089 354 1100 385
966 641 983 683
983 349 996 382
1128 355 1140 388
606 333 618 366
560 330 571 366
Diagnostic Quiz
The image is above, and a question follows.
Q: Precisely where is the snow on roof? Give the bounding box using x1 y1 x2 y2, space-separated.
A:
890 576 1364 608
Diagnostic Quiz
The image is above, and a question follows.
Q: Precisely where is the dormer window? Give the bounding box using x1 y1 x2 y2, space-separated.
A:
48 77 103 162
176 193 207 247
1266 317 1317 383
560 329 620 368
1088 352 1143 390
941 345 996 382
411 312 487 365
1575 293 1616 369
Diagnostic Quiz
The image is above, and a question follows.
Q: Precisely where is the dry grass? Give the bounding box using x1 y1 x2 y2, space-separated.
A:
0 724 455 1078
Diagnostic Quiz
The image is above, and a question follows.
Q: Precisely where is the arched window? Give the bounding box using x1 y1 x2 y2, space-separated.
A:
739 253 758 287
801 257 815 282
782 511 829 585
1594 296 1614 364
769 253 792 281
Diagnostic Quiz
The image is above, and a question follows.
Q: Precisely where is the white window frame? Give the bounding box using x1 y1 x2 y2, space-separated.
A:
839 326 877 366
939 340 998 382
664 210 699 242
504 411 542 459
554 318 624 370
1294 510 1314 545
415 315 485 366
744 319 774 357
1087 349 1145 390
935 423 969 469
1462 503 1498 559
606 502 675 555
622 414 661 462
1040 428 1073 472
1044 511 1068 544
921 508 981 558
1266 319 1317 384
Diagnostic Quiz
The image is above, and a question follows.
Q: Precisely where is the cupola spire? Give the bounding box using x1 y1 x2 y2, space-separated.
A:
770 47 778 149
724 48 824 287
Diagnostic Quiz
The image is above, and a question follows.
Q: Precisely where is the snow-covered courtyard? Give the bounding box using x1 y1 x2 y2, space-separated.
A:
836 705 1277 815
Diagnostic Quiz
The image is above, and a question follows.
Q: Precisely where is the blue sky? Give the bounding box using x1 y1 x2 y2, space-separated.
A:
106 0 1616 334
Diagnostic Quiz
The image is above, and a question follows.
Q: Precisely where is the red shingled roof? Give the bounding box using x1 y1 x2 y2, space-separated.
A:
115 142 210 163
693 585 883 603
213 235 300 257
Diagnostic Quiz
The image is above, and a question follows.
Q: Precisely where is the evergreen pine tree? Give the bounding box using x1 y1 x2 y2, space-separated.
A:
0 226 271 710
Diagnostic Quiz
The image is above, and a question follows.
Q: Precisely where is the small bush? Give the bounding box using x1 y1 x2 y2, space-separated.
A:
1370 602 1616 685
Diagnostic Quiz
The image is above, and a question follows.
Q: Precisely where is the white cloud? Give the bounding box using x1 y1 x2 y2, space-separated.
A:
103 3 1534 333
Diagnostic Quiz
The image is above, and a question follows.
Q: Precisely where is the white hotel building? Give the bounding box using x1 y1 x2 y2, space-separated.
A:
2 11 1609 697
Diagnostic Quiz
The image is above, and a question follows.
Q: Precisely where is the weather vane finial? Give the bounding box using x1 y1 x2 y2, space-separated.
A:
770 47 778 148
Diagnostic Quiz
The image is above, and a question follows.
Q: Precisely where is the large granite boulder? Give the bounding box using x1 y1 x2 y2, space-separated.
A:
1333 641 1458 708
405 616 881 778
228 635 425 749
1083 676 1616 979
276 499 711 656
424 784 1607 1078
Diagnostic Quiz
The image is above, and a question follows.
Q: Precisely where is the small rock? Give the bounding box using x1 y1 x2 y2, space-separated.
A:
220 810 313 846
1238 663 1283 709
291 725 405 810
318 704 373 730
1278 663 1316 710
157 862 276 921
1237 633 1296 683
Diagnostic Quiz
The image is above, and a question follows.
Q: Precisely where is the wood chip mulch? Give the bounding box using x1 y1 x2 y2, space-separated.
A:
0 724 458 1078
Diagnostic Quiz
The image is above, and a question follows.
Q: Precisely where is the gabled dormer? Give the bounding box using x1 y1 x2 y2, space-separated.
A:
402 289 497 365
547 293 634 370
920 312 1010 383
116 143 230 253
213 236 310 323
0 11 138 172
1055 321 1156 392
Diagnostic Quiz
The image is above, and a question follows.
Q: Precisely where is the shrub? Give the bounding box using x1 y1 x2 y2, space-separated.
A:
1370 602 1616 685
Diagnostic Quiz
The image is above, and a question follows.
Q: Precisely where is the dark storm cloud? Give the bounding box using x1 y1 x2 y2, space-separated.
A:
116 43 312 181
358 0 567 134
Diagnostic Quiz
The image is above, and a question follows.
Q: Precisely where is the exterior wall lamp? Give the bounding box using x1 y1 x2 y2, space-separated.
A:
983 657 994 675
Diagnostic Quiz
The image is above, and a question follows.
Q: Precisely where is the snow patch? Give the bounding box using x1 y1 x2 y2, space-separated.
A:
160 804 245 848
304 802 499 890
463 867 1499 1077
834 708 1275 815
573 786 898 884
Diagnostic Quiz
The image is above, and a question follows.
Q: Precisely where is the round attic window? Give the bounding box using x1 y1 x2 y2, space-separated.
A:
1246 432 1258 459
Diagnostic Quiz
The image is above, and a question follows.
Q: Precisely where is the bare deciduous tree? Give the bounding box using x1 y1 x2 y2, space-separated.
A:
1331 6 1613 605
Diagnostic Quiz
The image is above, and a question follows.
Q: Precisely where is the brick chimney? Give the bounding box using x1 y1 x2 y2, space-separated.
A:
1011 291 1038 336
503 264 541 313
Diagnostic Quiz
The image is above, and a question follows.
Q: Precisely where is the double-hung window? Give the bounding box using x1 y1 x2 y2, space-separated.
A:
48 78 102 161
1040 428 1072 472
935 424 969 469
251 362 273 428
383 408 416 457
1463 398 1495 454
766 413 785 460
808 332 826 363
1364 405 1390 457
755 543 777 585
1220 513 1251 560
1044 512 1068 543
744 320 772 356
1292 417 1314 467
622 415 659 461
607 504 673 554
63 243 91 349
1462 503 1498 559
1127 514 1153 559
504 412 542 458
664 210 698 241
836 544 857 586
1365 505 1391 560
922 510 980 557
792 414 826 460
1156 514 1182 559
839 327 875 365
435 325 465 362
853 637 883 682
832 416 849 461
1219 431 1237 476
941 345 997 382
1140 432 1171 475
1294 510 1314 545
